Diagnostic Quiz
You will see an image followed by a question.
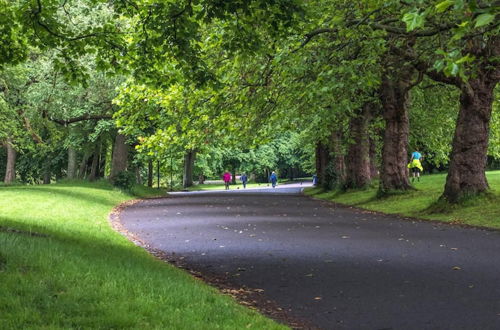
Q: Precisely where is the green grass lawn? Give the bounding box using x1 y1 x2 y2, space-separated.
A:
305 171 500 229
0 181 286 329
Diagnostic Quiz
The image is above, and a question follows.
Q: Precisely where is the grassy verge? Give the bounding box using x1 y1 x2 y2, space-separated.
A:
304 171 500 229
0 181 286 329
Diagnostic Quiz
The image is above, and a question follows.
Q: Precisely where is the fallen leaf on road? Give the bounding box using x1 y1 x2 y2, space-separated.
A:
450 248 458 251
314 297 322 300
305 273 314 277
452 266 461 270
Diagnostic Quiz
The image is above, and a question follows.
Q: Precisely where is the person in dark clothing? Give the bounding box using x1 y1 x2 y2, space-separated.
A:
240 173 248 188
269 171 278 188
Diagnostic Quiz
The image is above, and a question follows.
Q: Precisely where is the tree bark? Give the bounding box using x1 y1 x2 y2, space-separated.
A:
182 150 196 188
442 78 496 202
78 152 90 179
67 147 77 179
379 68 414 193
88 146 100 182
315 141 329 185
43 167 51 184
110 133 129 179
330 130 346 186
345 104 372 189
147 159 153 187
369 137 379 179
3 139 16 184
135 166 142 184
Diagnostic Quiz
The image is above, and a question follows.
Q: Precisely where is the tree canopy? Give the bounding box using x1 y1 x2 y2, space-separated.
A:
1 0 498 203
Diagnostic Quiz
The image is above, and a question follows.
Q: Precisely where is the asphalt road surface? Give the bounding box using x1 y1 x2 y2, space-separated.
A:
119 184 500 329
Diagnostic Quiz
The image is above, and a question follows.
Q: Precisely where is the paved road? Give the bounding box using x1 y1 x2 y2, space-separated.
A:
119 185 500 329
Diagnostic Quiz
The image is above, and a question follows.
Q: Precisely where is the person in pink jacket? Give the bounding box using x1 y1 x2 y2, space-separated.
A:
222 171 231 190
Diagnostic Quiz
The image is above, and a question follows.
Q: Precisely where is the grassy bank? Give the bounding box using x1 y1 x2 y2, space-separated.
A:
0 181 286 329
305 171 500 229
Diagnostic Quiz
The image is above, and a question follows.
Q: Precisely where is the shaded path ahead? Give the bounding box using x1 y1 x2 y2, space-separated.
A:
119 187 500 329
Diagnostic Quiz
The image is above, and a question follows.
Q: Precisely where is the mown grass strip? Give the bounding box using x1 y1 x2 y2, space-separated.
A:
0 181 287 329
305 171 500 229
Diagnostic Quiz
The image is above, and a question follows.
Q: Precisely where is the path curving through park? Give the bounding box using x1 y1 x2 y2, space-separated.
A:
119 184 500 329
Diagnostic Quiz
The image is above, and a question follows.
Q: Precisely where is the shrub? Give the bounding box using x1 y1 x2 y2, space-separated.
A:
112 171 135 191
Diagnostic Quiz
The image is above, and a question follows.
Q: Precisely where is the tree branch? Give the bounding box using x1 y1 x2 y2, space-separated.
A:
50 114 113 126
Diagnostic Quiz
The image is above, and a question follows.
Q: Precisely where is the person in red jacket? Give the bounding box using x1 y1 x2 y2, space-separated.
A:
222 171 231 190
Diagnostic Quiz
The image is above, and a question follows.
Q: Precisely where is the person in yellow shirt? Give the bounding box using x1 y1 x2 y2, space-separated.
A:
408 151 423 182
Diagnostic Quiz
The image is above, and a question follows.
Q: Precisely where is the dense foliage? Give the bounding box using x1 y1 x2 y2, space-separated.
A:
0 0 498 202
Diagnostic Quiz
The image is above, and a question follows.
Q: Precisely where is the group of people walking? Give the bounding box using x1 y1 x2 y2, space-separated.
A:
222 171 278 190
222 151 423 191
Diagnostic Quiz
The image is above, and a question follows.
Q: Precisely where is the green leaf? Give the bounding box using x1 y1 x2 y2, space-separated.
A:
474 13 494 28
435 0 454 13
402 11 425 31
456 54 475 64
433 59 445 71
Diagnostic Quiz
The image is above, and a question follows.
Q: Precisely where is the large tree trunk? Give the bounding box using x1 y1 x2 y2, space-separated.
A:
315 141 329 185
442 78 496 202
182 150 196 188
43 167 51 184
67 147 77 179
78 152 90 179
379 69 413 193
147 159 153 187
345 104 372 189
110 133 129 179
369 137 379 179
88 145 100 182
330 130 346 186
3 139 16 184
